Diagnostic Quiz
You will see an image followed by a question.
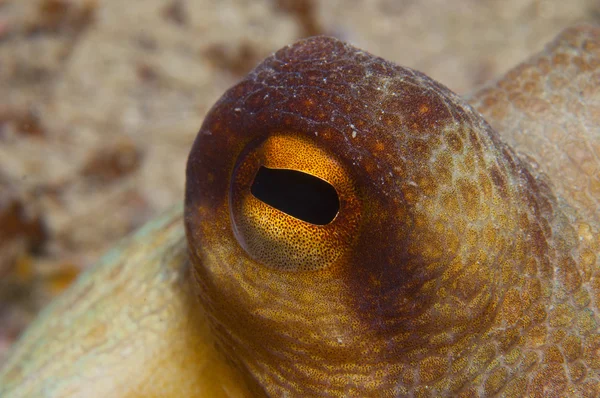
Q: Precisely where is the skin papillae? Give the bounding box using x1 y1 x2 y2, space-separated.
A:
0 25 599 398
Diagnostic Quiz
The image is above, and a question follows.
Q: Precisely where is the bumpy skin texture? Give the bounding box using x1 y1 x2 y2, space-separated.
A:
185 28 600 397
470 25 600 226
1 26 599 397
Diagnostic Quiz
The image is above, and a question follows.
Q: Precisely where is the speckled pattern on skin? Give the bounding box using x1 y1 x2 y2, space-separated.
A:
470 25 600 226
1 25 599 397
185 27 600 397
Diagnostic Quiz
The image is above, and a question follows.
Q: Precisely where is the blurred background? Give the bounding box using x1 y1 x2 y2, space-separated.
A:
0 0 598 362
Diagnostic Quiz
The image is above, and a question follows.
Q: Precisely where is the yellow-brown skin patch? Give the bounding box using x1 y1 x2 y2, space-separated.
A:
0 207 252 397
0 26 599 398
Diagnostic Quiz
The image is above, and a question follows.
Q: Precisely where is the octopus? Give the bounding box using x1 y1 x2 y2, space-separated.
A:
0 24 599 397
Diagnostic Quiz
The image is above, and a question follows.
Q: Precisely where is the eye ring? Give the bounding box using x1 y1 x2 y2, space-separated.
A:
229 134 361 271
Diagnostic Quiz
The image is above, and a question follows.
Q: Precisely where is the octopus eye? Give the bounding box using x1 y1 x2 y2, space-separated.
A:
250 166 340 225
229 134 360 271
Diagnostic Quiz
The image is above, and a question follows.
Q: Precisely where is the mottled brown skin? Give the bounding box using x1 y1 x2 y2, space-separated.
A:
470 25 600 226
185 28 600 397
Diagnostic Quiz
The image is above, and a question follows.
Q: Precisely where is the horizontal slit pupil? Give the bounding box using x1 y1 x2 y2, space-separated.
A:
250 166 339 225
